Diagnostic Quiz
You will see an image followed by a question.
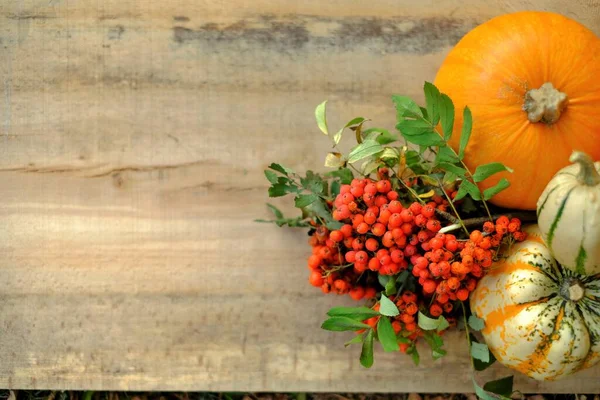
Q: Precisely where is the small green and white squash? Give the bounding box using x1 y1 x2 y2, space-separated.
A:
537 151 600 275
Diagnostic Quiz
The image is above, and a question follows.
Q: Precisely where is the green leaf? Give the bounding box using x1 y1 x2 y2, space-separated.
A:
295 194 318 208
362 128 399 145
268 163 294 176
470 334 497 371
435 146 460 164
471 341 491 363
437 162 467 177
345 333 365 347
483 178 511 200
418 312 449 332
326 220 344 230
321 317 371 332
264 170 279 184
483 376 514 398
377 317 400 352
334 117 366 145
473 377 512 400
473 162 514 182
392 95 423 120
330 180 341 197
424 82 441 125
268 183 298 197
396 119 434 136
315 100 329 135
380 147 400 160
325 168 354 184
379 294 400 317
432 348 447 360
327 306 380 320
266 203 284 219
377 274 390 287
458 106 472 160
360 329 374 368
407 345 420 366
300 171 324 194
361 160 381 176
348 140 384 163
439 93 455 140
455 179 481 201
468 315 485 331
402 131 445 147
385 277 397 296
325 152 346 168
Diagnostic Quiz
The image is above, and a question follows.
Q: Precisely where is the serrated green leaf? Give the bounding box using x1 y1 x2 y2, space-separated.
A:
483 178 511 200
268 183 298 197
432 348 447 360
473 162 514 182
392 95 423 120
325 152 346 168
321 317 371 332
468 315 485 331
325 168 354 184
295 194 318 208
483 376 514 398
458 106 472 160
407 345 420 366
348 140 384 163
437 316 450 332
436 146 460 164
327 306 380 320
345 333 365 347
315 100 329 135
439 93 455 140
379 294 399 317
325 220 344 230
396 119 434 136
300 171 324 194
360 329 374 368
378 274 390 287
437 162 467 177
443 171 458 185
268 163 294 176
471 341 491 363
455 179 481 201
266 203 284 219
377 317 399 352
264 170 279 184
424 81 441 125
402 131 446 147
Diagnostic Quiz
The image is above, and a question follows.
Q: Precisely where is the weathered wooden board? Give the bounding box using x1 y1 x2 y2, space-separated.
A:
1 0 600 392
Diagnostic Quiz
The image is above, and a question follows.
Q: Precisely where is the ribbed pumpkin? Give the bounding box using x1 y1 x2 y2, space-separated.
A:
470 225 600 381
434 11 600 210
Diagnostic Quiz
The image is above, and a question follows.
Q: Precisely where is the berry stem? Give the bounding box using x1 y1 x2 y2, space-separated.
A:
437 177 470 236
440 211 537 233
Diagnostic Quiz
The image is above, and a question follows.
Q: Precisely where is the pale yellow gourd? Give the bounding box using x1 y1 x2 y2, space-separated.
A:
537 151 600 275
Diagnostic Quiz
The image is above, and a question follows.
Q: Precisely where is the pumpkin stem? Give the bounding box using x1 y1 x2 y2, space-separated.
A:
523 83 568 124
570 151 600 186
560 278 585 302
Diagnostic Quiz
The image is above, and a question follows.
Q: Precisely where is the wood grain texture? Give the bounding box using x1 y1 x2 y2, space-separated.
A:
1 0 600 392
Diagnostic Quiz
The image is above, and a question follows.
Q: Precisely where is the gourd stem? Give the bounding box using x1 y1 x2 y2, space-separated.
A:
560 277 585 302
523 82 568 124
570 151 600 186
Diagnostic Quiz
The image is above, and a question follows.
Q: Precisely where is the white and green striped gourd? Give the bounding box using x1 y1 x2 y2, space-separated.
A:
537 151 600 275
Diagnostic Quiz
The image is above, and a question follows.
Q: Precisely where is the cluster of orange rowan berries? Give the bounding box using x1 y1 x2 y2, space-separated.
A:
307 175 527 320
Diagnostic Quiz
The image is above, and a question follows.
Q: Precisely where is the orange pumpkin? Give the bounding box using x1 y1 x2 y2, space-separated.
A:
434 11 600 210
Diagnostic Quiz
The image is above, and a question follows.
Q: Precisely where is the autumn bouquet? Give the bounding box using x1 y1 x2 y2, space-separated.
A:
257 11 600 398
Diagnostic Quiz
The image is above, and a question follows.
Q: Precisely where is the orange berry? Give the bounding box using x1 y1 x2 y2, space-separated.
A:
364 287 377 299
457 288 470 301
349 286 365 301
329 230 344 243
309 270 324 287
429 304 443 317
470 230 483 244
365 238 379 252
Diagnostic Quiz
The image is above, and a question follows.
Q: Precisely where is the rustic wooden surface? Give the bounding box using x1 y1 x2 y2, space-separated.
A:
1 0 600 393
